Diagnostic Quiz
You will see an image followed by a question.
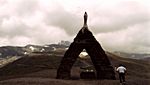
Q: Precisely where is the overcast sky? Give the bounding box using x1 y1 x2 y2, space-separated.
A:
0 0 150 53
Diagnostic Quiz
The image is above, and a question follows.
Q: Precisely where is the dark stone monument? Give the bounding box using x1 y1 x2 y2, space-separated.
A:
56 12 116 80
80 69 96 79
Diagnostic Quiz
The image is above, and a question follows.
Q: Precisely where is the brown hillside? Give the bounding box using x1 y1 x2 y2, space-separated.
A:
106 52 150 79
0 52 149 85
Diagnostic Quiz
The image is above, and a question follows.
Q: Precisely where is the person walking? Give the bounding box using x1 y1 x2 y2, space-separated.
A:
116 64 126 84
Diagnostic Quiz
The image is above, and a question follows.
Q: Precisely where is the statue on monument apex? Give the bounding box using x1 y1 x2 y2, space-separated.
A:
56 12 116 80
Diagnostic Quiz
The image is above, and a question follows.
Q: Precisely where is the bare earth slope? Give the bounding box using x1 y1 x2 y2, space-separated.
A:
0 52 149 85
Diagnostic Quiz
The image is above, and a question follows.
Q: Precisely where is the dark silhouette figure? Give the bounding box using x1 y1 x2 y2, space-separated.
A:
116 64 126 83
56 12 116 80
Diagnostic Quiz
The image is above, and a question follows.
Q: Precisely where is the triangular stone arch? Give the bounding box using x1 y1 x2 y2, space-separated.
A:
56 12 116 79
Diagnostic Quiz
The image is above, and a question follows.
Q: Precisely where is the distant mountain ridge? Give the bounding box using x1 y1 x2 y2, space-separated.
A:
114 51 150 59
0 43 149 60
0 44 69 58
0 46 24 58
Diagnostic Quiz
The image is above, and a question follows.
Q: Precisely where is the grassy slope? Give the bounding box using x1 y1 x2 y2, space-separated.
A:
106 52 150 79
0 51 149 85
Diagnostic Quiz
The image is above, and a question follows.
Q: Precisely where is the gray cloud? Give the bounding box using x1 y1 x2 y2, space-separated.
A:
90 2 150 33
91 14 150 33
44 7 82 35
0 0 78 46
95 21 150 53
0 18 30 38
15 0 38 16
0 0 150 53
